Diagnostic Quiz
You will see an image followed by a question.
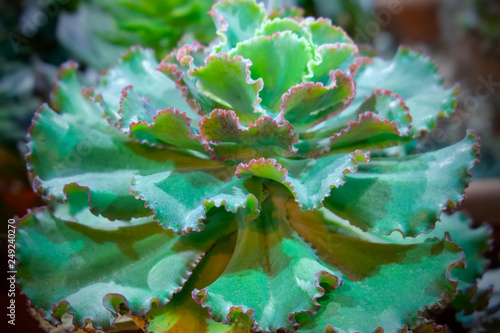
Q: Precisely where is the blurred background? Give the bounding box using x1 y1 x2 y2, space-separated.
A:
0 0 499 332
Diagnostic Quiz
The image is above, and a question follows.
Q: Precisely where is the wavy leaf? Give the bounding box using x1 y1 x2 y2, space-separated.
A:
324 132 480 236
27 66 216 221
199 109 297 160
192 189 340 332
280 70 355 132
353 47 459 133
17 203 231 330
118 86 206 150
97 47 195 123
306 43 359 84
143 230 254 333
158 42 220 116
190 54 264 124
235 150 369 210
302 18 354 46
287 205 464 333
211 0 267 52
130 170 260 234
229 31 312 113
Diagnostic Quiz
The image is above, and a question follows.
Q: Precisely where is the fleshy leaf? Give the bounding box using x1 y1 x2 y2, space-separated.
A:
287 205 464 333
192 189 340 332
280 70 355 132
130 170 260 234
17 203 231 330
118 86 206 150
190 53 264 124
255 17 312 46
302 18 354 46
199 109 298 160
354 47 459 133
236 150 369 211
27 65 216 221
324 132 480 236
97 47 196 123
229 31 312 113
210 0 267 53
143 229 254 333
299 89 413 157
158 42 221 116
421 213 492 314
306 43 359 84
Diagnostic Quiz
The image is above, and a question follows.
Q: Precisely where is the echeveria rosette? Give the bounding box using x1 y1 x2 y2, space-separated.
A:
19 0 488 332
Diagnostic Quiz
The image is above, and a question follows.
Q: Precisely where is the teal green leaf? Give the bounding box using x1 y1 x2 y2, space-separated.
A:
192 190 340 332
324 132 480 236
297 90 412 157
280 70 355 132
229 31 312 113
118 86 206 150
27 65 215 221
17 203 231 330
302 17 354 46
144 228 254 333
353 47 460 133
158 42 221 116
190 53 264 124
211 0 267 52
287 205 464 333
199 109 297 160
255 17 312 46
97 47 195 123
130 170 260 234
419 213 492 314
306 43 359 84
235 150 369 210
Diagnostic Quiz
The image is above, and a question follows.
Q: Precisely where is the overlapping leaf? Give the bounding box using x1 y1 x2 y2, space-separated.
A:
287 204 464 333
236 150 368 210
192 189 340 332
324 132 480 236
131 170 261 234
17 200 233 330
199 109 297 160
352 47 460 133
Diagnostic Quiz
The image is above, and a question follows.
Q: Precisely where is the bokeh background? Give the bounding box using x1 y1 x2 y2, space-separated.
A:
1 0 499 332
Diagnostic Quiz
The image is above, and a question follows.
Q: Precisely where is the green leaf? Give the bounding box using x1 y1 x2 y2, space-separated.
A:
422 213 492 314
306 43 359 84
324 132 480 236
192 189 340 332
190 53 264 125
280 70 355 133
17 203 231 330
97 47 196 123
229 31 312 113
211 0 267 53
255 17 312 46
235 150 369 210
199 109 297 160
287 205 464 333
302 17 354 46
158 42 222 116
297 90 412 157
118 86 206 150
130 170 260 234
28 72 215 221
144 230 254 333
353 47 459 133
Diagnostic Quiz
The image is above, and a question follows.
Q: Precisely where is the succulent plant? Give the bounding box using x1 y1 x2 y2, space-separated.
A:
18 0 490 332
58 0 216 69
